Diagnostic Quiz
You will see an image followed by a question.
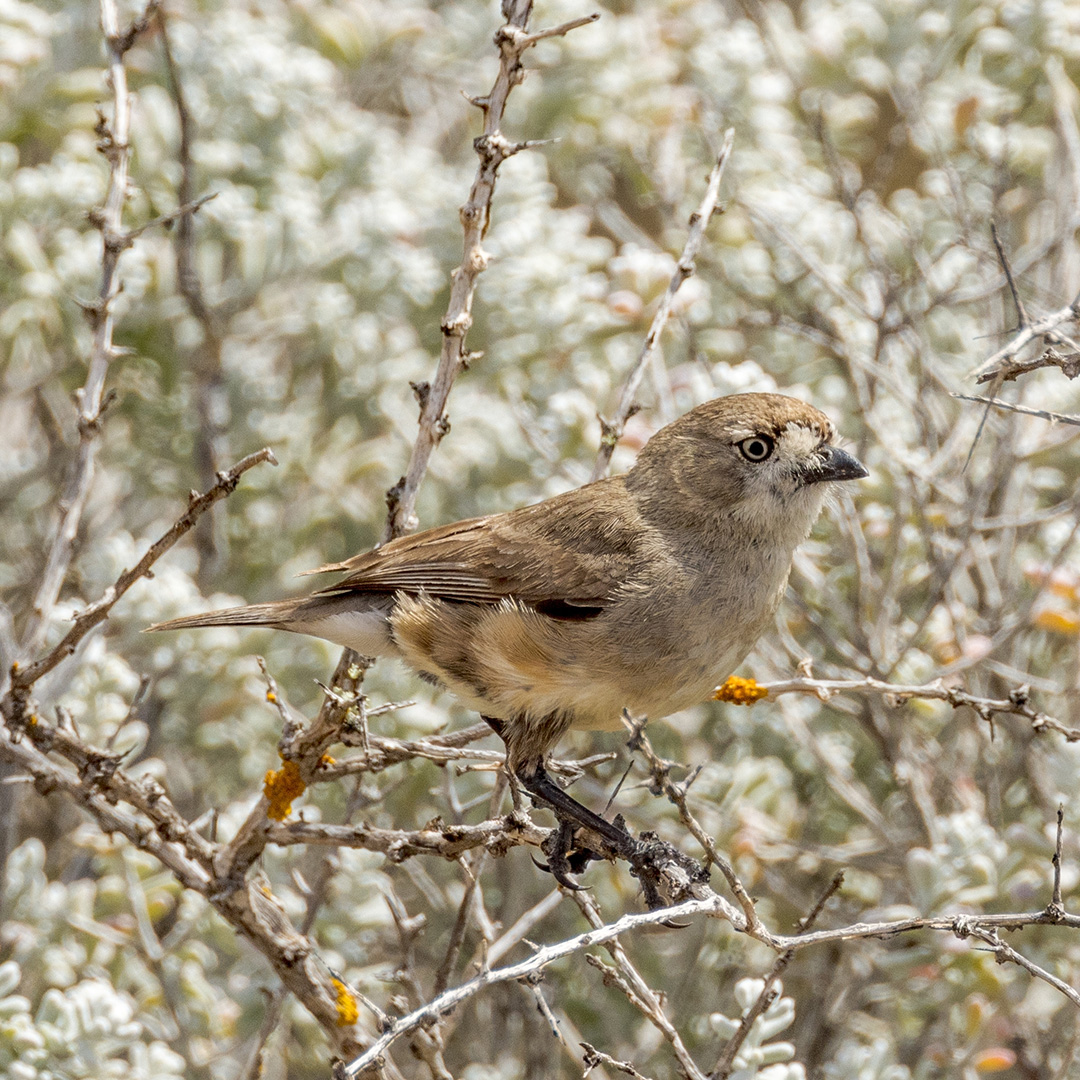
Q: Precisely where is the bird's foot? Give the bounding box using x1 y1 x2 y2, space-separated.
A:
535 819 603 890
518 765 707 908
624 831 711 913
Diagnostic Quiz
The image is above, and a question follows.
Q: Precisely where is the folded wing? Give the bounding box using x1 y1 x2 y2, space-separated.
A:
309 476 650 617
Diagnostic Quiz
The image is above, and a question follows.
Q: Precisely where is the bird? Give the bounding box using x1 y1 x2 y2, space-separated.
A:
149 393 866 885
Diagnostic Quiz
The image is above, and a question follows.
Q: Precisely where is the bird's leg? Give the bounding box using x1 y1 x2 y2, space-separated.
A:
482 715 638 885
521 764 639 890
481 716 706 907
516 762 637 856
521 765 710 910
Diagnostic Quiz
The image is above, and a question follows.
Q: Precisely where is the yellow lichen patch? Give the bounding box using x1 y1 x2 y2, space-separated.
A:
1033 608 1080 635
266 690 277 703
972 1048 1017 1073
714 676 768 705
264 759 306 821
319 753 336 767
332 977 359 1027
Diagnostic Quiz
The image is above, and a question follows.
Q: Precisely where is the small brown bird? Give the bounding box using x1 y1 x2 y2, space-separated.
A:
151 393 866 881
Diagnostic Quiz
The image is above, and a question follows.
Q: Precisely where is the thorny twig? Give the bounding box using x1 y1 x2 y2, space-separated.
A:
961 923 1080 1009
384 0 600 539
339 875 1080 1077
266 814 546 861
581 1042 656 1080
710 871 844 1080
574 890 708 1080
962 223 1080 466
978 345 1080 384
0 710 369 1058
591 129 735 481
969 298 1080 382
19 0 153 655
623 712 760 933
724 673 1080 742
3 448 276 712
339 895 734 1079
953 392 1080 429
1052 805 1066 915
122 191 217 245
990 220 1030 332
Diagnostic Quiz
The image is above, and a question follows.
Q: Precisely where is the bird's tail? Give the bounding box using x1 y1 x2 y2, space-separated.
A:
146 591 397 656
145 599 307 633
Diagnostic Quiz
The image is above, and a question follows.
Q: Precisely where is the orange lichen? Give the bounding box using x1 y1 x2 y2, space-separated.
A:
266 690 277 703
714 676 768 705
1033 609 1080 635
332 977 359 1027
1023 561 1080 600
263 759 306 821
319 753 336 767
972 1048 1017 1073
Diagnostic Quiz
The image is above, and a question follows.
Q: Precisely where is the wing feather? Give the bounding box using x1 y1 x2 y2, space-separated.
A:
310 477 652 612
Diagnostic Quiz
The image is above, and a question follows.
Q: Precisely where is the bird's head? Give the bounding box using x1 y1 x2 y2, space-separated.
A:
628 392 867 542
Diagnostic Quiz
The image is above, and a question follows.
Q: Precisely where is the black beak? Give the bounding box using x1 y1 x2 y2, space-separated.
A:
802 444 868 485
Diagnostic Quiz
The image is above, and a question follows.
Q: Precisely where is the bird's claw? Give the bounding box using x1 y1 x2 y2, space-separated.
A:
539 818 600 890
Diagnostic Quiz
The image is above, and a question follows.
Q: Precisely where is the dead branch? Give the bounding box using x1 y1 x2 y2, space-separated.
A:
384 0 600 539
591 129 734 481
3 448 276 712
339 881 1080 1077
953 392 1080 429
970 300 1080 382
716 673 1080 742
265 813 546 859
710 872 843 1080
574 891 708 1080
622 712 760 933
19 0 155 655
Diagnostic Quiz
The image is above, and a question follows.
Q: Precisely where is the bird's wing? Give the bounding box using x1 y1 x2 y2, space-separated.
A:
309 477 653 614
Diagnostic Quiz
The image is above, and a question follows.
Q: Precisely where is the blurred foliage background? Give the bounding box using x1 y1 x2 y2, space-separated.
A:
3 0 1080 1076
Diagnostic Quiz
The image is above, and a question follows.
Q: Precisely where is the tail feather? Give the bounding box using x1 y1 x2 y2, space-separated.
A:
146 592 398 657
146 599 303 633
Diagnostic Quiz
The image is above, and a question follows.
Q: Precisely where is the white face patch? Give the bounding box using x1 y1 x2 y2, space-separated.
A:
774 421 830 466
728 419 833 540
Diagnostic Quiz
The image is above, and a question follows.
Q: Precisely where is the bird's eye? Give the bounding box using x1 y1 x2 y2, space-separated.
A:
738 435 774 462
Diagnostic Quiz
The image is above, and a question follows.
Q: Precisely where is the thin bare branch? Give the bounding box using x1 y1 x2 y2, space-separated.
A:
4 448 276 705
975 345 1080 385
340 879 1080 1079
384 0 598 540
990 221 1030 330
962 923 1080 1009
969 300 1080 381
19 0 155 654
1053 805 1065 912
0 682 373 1060
953 392 1080 428
719 673 1080 742
340 895 735 1078
710 872 843 1080
574 890 708 1080
591 129 735 481
265 813 546 859
122 191 217 245
581 1041 656 1080
622 713 760 933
